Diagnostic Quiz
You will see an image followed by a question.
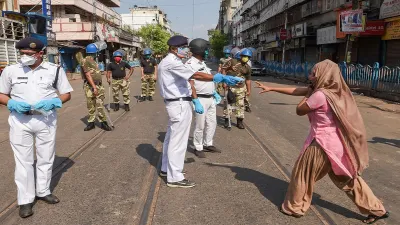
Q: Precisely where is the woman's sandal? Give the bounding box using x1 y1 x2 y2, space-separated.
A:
279 207 303 218
363 211 389 224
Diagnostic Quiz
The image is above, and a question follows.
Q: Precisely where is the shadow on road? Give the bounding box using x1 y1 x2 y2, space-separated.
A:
136 132 166 170
270 102 298 106
205 163 363 220
369 137 400 148
50 156 75 192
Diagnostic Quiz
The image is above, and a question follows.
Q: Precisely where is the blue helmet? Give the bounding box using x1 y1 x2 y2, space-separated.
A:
234 51 241 59
240 48 252 57
86 43 98 54
143 49 152 55
113 51 123 57
223 48 231 54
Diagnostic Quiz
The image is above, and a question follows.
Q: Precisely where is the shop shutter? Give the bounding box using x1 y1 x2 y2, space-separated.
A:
386 39 400 67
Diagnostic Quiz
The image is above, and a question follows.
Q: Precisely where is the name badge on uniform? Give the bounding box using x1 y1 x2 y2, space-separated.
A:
121 67 124 71
17 77 28 80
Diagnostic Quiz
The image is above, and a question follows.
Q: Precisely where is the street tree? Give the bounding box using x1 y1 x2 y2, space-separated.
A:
137 24 171 54
208 30 228 59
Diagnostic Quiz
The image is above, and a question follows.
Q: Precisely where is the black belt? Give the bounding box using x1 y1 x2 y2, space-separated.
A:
112 77 124 80
165 97 192 102
197 94 213 98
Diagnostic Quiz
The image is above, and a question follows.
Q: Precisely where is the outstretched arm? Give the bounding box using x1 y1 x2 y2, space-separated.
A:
254 81 310 96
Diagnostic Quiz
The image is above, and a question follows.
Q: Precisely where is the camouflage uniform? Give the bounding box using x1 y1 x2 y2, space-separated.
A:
222 59 252 119
217 57 230 95
141 74 156 97
81 56 107 123
112 79 130 104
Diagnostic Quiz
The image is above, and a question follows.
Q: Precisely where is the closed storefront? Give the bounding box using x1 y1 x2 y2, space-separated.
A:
357 37 381 65
386 40 400 66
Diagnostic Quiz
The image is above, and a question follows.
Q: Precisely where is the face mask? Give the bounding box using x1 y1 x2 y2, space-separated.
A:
225 53 230 58
20 54 37 66
145 55 151 59
177 47 190 58
115 57 122 62
241 56 249 63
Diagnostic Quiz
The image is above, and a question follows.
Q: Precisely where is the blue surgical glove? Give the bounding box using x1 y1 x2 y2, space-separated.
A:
7 99 31 114
34 98 62 111
192 98 204 114
213 73 244 86
213 91 222 104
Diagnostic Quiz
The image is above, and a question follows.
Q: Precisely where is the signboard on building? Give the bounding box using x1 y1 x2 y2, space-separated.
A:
382 18 400 40
280 29 287 40
380 0 400 19
317 26 339 45
360 20 385 36
295 23 304 36
340 9 364 32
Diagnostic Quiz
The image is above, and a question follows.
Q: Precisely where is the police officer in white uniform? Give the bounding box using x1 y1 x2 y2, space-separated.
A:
186 38 222 158
158 35 244 188
0 37 73 218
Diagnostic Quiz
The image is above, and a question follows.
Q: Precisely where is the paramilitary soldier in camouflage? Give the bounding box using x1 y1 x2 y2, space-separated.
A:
106 51 134 111
79 43 112 131
140 49 158 102
217 48 232 94
222 48 252 129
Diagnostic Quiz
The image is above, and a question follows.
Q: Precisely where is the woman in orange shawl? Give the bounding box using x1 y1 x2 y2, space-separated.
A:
255 60 389 224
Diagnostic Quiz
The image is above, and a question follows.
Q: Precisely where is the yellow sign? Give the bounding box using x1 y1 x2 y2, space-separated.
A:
382 18 400 40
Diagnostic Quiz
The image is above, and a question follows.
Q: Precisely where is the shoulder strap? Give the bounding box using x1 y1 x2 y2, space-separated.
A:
52 66 61 89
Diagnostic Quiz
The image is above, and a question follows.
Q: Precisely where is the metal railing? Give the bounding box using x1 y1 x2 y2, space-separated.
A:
260 60 400 94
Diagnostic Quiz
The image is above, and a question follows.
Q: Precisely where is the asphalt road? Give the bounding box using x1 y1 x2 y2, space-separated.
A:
0 64 398 225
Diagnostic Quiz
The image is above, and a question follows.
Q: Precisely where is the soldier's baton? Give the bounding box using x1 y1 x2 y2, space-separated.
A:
103 105 114 129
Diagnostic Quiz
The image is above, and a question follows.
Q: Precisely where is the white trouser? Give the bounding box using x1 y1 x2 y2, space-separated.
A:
193 97 217 151
161 99 192 183
8 112 57 205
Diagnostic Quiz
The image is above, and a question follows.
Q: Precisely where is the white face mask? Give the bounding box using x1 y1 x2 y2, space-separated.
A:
20 54 37 66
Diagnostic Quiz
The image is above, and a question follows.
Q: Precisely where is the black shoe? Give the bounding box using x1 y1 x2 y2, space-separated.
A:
124 104 130 111
101 121 112 131
245 106 251 113
237 118 245 129
224 118 230 129
84 122 95 131
203 146 221 153
167 179 196 188
148 96 154 101
139 96 146 102
36 194 60 204
194 150 206 158
114 103 120 111
160 170 186 177
19 203 33 218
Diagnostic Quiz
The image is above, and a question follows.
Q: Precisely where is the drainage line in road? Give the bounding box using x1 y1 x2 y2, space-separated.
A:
138 145 163 225
0 111 128 222
244 122 338 225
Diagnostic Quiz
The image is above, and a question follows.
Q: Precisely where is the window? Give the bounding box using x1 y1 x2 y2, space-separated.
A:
69 18 76 22
326 0 333 10
29 17 46 35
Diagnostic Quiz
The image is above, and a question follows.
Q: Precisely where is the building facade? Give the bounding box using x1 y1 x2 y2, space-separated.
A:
0 0 19 13
217 0 241 44
121 5 173 35
224 0 400 66
19 0 140 72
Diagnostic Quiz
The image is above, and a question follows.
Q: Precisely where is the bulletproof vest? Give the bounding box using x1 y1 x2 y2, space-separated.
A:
81 56 102 82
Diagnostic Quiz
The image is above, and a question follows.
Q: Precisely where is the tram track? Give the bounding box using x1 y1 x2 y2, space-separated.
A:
0 111 128 222
243 122 338 225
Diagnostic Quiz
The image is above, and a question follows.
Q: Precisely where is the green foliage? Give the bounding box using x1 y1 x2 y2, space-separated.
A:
208 30 228 59
122 25 137 35
137 24 171 54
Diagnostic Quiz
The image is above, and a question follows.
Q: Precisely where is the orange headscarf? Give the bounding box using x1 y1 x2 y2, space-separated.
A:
313 60 368 177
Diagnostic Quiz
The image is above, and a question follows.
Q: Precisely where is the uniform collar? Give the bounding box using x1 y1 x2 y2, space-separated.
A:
190 57 203 64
